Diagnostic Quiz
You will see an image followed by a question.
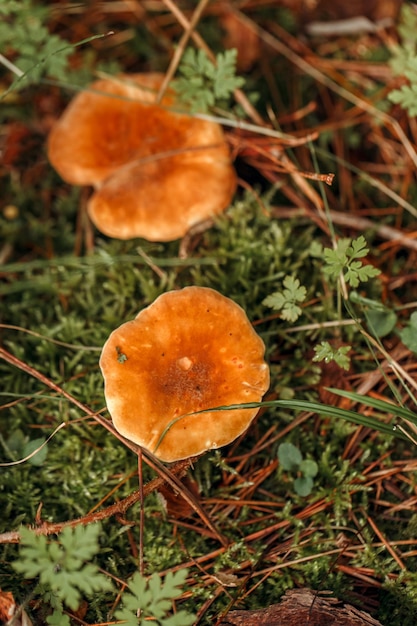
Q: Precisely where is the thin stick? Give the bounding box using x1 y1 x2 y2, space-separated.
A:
365 513 406 570
0 460 190 544
138 447 145 575
157 0 211 103
0 53 23 77
271 206 417 253
160 0 213 60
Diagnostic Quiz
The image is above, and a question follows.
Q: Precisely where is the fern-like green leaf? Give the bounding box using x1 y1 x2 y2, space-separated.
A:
263 275 307 322
205 49 245 98
388 5 417 116
13 525 113 611
389 84 417 116
313 341 351 371
323 236 380 287
348 235 369 258
114 569 195 626
0 0 72 86
322 242 349 278
172 47 244 113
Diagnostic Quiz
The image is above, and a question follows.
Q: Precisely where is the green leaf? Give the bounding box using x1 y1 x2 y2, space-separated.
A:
278 442 302 471
396 4 417 44
263 292 286 310
348 235 369 259
309 241 324 257
389 85 417 115
13 524 113 611
263 275 306 322
23 437 47 466
114 569 196 626
313 341 351 371
163 611 196 626
0 0 22 16
208 49 245 98
0 0 72 87
172 47 244 113
299 459 318 478
323 236 380 287
349 291 398 338
113 608 140 626
60 524 101 562
46 610 71 626
294 476 314 497
399 311 417 353
322 240 350 278
364 308 397 338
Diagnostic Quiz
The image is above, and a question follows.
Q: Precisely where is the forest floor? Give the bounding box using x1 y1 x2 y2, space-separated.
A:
2 1 417 625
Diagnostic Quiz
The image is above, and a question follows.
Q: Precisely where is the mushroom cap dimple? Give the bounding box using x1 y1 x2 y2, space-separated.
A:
99 286 270 462
47 73 236 241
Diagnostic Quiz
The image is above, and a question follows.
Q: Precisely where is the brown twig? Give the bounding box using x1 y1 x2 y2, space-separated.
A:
0 460 190 544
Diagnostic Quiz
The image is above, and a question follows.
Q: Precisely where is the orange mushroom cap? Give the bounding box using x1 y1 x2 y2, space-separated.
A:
47 73 236 241
100 286 270 462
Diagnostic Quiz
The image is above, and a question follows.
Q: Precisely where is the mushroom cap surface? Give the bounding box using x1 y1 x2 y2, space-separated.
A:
47 73 236 241
100 286 270 462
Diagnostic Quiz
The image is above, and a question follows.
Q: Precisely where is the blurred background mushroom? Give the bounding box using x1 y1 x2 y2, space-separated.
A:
100 286 270 462
47 73 236 241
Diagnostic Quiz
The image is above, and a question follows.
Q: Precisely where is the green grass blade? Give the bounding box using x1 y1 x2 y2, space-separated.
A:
153 398 406 453
325 388 417 425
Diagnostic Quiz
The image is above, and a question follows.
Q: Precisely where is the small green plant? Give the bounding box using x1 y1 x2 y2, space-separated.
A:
322 235 380 288
13 524 113 624
0 0 72 88
278 442 319 497
263 275 307 322
114 569 196 626
172 47 245 113
313 341 351 371
388 4 417 116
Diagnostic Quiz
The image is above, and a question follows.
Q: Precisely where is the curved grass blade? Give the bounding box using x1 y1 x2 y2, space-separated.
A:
325 388 417 425
153 398 407 454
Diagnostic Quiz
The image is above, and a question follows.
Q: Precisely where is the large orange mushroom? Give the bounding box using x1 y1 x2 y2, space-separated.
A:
47 73 236 241
100 287 270 462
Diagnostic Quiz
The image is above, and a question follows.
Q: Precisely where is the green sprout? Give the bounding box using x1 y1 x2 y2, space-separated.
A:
263 275 307 322
278 442 319 497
